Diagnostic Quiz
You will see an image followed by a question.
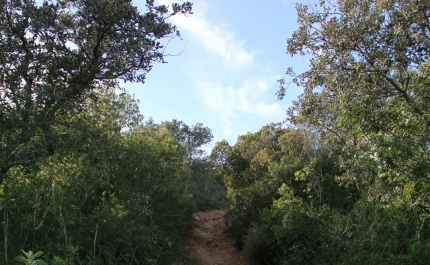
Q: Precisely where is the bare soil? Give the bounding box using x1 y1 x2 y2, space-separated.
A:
185 210 250 265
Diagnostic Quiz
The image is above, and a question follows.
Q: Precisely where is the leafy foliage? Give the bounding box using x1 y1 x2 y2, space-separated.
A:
0 1 198 262
0 0 192 182
1 91 194 264
222 3 430 256
228 0 430 264
161 119 213 164
188 159 227 212
223 125 353 252
14 250 48 265
159 120 225 211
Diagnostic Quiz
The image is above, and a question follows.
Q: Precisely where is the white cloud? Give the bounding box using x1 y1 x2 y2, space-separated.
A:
197 77 282 136
155 0 283 138
157 0 255 70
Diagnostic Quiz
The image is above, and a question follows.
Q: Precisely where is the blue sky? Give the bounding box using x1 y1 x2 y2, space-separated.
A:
126 0 310 146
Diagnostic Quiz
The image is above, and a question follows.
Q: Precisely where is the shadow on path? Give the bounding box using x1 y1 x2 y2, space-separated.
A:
185 210 250 265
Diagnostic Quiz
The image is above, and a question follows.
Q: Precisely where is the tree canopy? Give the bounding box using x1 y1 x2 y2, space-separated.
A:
220 1 430 264
0 0 192 182
161 119 213 164
280 0 430 204
3 0 430 264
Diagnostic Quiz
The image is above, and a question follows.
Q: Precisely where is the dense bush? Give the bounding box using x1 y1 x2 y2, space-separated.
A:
222 123 430 264
218 0 430 264
188 160 227 212
0 91 194 265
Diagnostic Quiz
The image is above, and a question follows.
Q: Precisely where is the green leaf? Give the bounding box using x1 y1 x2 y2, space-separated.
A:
35 259 48 265
14 256 28 263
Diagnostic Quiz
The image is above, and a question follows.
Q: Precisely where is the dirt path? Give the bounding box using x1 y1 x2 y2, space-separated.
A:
185 210 250 265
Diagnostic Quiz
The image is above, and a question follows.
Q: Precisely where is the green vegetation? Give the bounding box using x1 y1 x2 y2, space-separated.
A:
220 0 430 264
159 119 227 212
1 0 430 264
1 91 195 264
0 0 192 181
0 0 200 264
15 250 48 265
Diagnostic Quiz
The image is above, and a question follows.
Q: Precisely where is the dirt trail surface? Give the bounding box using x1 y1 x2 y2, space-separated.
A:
185 210 250 265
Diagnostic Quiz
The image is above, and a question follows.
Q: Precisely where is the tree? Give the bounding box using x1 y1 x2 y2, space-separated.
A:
1 90 193 264
161 119 213 164
279 0 429 131
280 0 430 203
273 0 430 263
0 0 192 183
159 120 220 210
210 140 232 169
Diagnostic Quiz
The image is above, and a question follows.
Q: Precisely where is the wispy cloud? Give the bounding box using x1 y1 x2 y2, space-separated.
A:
197 76 282 136
157 0 255 70
156 0 283 138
